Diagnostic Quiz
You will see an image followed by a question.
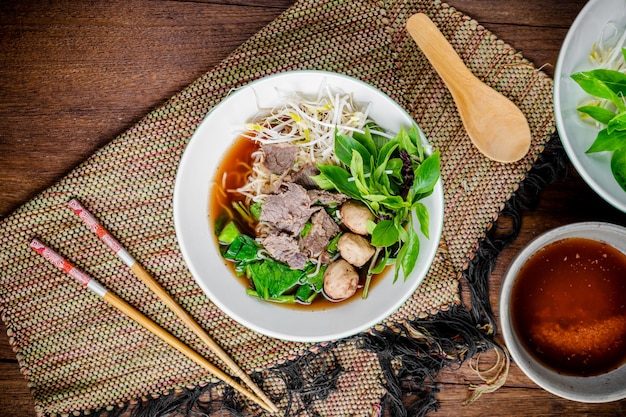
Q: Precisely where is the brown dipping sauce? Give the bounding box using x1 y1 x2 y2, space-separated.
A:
511 237 626 376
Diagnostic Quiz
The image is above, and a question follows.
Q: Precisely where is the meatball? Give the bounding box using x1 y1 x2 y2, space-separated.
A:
340 200 375 235
323 259 359 300
337 233 375 267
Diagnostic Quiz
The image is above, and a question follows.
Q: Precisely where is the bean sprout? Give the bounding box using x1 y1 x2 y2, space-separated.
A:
236 87 387 205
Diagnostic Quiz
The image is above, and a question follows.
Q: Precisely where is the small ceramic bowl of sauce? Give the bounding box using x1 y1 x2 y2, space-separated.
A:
500 222 626 402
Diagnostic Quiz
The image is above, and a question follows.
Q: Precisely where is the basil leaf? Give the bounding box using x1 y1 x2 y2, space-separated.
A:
371 219 399 247
369 248 390 275
577 105 617 126
361 193 389 202
394 214 409 243
413 202 430 239
408 126 426 161
611 147 626 192
607 111 626 134
386 158 403 181
349 150 371 196
352 127 378 160
393 241 407 283
377 140 399 167
379 195 406 210
586 128 626 153
399 224 420 282
316 164 361 199
579 69 626 97
397 127 418 155
571 71 626 112
335 133 372 173
410 150 441 197
365 122 389 150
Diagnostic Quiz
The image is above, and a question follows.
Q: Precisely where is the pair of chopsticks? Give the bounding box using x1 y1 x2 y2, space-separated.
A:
30 199 278 413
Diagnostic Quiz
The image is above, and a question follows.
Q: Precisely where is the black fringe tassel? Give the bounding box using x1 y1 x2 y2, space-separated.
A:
93 133 567 417
359 132 567 416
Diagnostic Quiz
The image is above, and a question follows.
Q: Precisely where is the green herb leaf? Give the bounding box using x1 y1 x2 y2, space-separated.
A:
586 128 626 153
580 69 626 97
410 150 441 198
314 164 361 199
398 223 420 282
310 173 336 190
223 234 259 263
571 71 626 112
577 105 617 125
352 127 378 160
218 221 240 244
246 259 302 299
335 133 372 173
397 127 418 155
377 140 400 167
371 219 399 247
369 247 390 275
413 202 430 239
607 111 626 134
611 147 626 192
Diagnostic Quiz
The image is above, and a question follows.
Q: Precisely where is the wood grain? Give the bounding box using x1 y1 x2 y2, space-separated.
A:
2 0 626 416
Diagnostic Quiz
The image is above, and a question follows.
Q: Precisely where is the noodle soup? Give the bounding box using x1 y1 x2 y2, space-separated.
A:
210 88 440 307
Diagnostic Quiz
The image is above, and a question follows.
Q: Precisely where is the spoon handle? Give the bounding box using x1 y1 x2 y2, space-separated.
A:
406 13 475 97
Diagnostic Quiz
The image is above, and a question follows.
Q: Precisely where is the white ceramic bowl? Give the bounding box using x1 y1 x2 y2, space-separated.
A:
500 222 626 403
173 70 444 342
554 0 626 213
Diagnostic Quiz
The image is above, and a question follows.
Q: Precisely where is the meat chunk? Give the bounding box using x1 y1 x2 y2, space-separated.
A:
337 233 375 267
261 233 307 270
290 163 320 189
260 182 319 235
302 209 340 256
340 200 375 235
262 143 298 174
307 189 350 206
323 259 359 300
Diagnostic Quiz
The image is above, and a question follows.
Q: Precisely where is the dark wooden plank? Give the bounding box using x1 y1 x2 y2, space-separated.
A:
0 0 293 218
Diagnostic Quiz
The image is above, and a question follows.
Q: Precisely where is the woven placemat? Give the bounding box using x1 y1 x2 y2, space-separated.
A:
0 0 556 416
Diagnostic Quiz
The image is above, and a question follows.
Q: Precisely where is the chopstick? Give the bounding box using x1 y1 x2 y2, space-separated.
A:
65 199 278 413
30 238 274 412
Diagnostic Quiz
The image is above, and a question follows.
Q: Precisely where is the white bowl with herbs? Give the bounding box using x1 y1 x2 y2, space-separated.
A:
554 0 626 212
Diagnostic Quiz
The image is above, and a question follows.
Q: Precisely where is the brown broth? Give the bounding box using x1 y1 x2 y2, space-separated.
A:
209 136 385 310
209 135 259 235
511 237 626 376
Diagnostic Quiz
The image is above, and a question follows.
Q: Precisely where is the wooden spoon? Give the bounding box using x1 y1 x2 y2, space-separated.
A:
406 13 531 163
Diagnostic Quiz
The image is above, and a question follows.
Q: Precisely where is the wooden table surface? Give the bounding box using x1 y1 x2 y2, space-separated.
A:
1 0 626 416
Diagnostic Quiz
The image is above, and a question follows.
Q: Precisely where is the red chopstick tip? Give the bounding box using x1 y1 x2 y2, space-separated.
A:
30 238 45 253
67 198 85 214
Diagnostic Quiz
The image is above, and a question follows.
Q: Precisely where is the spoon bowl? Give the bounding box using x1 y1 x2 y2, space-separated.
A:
406 13 531 163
